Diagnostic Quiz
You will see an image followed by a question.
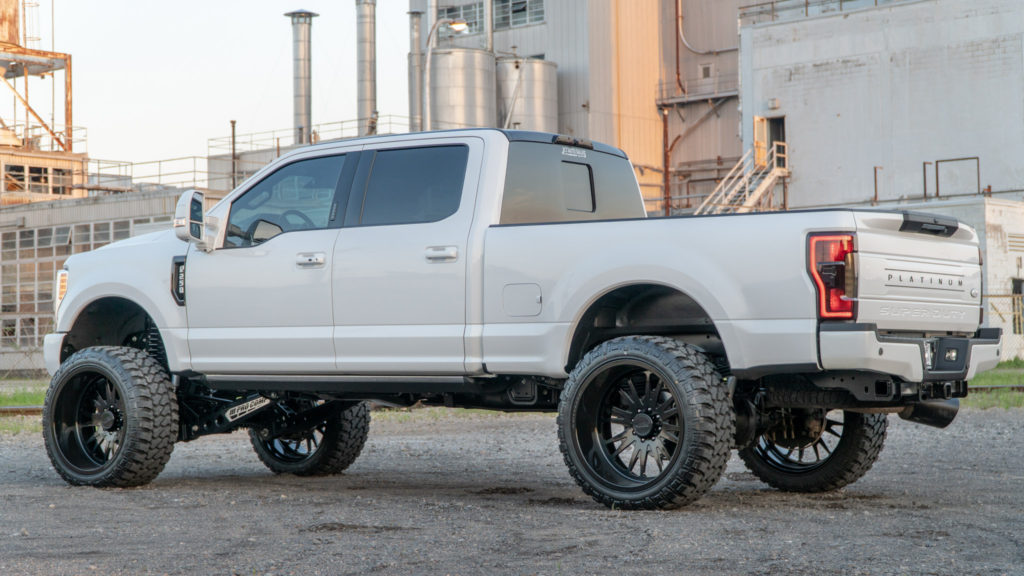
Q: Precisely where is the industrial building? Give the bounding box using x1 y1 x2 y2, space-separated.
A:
3 0 1024 373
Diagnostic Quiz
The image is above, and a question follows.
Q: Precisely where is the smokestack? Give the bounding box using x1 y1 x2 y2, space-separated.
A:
407 10 423 132
356 0 377 136
285 9 318 145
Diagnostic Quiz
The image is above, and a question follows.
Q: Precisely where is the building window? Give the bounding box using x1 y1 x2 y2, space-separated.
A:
5 164 24 192
494 0 544 30
439 2 483 36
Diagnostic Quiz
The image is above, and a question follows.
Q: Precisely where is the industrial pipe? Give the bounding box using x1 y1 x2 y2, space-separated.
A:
678 0 737 56
356 0 377 136
285 10 318 145
408 10 423 132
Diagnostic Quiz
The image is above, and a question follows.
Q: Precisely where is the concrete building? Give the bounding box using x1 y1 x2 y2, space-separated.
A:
738 0 1024 207
0 190 180 374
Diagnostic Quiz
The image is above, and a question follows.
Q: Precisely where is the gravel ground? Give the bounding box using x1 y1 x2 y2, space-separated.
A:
1 408 1022 576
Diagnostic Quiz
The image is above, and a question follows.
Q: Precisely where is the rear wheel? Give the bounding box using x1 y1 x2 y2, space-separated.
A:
250 401 370 476
738 409 887 492
42 346 178 487
557 336 733 510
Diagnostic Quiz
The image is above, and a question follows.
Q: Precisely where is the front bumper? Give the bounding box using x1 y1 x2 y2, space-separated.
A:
819 324 1002 383
43 333 66 376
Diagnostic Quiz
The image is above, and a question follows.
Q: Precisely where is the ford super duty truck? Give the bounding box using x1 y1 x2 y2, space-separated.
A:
42 129 1002 509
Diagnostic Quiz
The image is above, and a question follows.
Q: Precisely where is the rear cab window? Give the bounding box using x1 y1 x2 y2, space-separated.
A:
499 137 645 225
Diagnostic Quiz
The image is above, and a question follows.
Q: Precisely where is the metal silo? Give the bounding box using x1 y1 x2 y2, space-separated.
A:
427 48 496 130
496 58 558 132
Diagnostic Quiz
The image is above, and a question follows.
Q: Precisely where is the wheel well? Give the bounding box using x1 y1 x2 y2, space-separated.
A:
62 297 168 368
566 284 725 373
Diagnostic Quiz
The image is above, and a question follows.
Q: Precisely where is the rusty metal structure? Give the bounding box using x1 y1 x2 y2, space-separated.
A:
0 0 86 206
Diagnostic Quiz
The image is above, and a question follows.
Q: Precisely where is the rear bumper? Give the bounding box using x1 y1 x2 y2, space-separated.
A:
819 324 1002 382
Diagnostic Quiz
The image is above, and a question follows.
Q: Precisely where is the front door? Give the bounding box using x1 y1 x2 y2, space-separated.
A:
187 151 356 374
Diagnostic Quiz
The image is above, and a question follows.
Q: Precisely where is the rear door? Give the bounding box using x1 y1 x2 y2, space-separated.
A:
332 137 482 373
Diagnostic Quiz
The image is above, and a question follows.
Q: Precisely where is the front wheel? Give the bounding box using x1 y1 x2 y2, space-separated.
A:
557 336 734 510
250 401 370 476
42 346 178 487
738 409 887 492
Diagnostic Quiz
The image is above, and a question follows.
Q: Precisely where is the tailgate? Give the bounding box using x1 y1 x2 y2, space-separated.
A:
853 211 982 334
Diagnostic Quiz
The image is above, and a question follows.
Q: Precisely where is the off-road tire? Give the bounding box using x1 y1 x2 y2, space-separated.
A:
738 410 887 492
557 336 734 510
250 401 370 476
43 346 178 487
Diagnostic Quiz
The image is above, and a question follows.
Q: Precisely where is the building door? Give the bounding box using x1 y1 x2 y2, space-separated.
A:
753 116 768 168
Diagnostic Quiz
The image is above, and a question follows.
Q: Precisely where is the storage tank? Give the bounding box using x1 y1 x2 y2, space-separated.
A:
496 58 558 132
427 48 496 130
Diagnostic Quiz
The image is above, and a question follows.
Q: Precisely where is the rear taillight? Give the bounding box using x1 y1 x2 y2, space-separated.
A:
809 234 855 320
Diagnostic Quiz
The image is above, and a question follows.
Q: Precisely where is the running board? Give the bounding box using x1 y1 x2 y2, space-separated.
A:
204 374 482 395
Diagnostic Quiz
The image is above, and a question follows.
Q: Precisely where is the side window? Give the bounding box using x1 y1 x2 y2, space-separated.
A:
499 141 645 224
225 155 346 248
561 161 594 212
359 145 468 226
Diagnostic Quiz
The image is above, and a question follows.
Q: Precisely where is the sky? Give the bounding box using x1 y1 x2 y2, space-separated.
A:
20 0 413 163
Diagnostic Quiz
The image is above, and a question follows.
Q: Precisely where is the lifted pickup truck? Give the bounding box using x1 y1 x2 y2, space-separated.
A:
42 129 1001 509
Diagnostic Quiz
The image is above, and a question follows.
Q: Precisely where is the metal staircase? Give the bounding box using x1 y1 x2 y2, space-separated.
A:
694 142 789 215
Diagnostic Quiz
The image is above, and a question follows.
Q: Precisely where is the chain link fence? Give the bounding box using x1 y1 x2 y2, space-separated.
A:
985 295 1023 361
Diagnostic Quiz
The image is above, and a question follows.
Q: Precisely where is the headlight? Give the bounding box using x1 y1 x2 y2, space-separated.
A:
55 268 69 313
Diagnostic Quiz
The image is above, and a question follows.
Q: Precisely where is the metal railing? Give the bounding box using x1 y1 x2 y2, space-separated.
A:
86 156 271 194
739 0 901 25
694 142 789 215
208 115 411 155
657 73 740 103
0 124 87 153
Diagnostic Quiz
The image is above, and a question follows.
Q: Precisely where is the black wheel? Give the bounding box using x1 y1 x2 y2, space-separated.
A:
557 336 734 510
250 401 370 476
738 409 887 492
42 346 178 487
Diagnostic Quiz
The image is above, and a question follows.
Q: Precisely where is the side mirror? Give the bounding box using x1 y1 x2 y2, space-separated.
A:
174 190 218 252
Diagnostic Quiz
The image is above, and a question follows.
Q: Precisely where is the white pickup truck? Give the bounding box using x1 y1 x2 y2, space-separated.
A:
42 129 1001 509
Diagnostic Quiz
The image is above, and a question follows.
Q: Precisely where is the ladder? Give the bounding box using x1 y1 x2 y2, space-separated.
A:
694 142 789 215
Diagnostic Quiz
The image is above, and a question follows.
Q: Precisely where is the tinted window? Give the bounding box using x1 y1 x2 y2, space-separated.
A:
500 142 645 224
225 155 346 248
561 162 594 212
359 145 468 226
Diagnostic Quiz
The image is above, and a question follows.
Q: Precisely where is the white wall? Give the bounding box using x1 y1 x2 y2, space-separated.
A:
741 0 1024 207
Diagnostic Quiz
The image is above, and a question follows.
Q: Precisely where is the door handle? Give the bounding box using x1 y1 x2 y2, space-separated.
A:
425 246 458 263
296 252 326 268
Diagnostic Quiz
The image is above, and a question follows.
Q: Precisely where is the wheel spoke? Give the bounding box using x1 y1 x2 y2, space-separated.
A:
626 380 642 407
627 444 641 471
610 406 632 425
612 436 635 458
817 438 833 456
659 429 680 444
639 446 649 476
604 429 629 445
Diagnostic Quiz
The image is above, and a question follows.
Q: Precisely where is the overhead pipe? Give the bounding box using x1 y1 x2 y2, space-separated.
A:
677 0 737 56
356 0 377 136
